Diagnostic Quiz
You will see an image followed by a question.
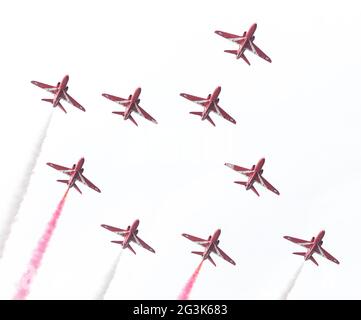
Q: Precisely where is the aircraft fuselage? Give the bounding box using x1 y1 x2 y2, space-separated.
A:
246 157 265 190
237 23 257 59
305 230 325 261
53 75 69 108
123 219 139 248
203 86 221 120
203 229 221 260
68 157 84 188
124 87 141 120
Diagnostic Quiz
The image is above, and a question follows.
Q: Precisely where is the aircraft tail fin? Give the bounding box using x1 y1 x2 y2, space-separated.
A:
250 186 260 197
57 102 67 113
128 115 138 126
112 112 138 126
73 183 82 194
112 111 125 116
224 49 252 64
57 179 82 193
240 53 251 65
189 112 216 126
293 252 319 266
192 251 216 266
293 252 306 256
127 244 136 255
206 116 216 127
208 255 216 267
111 240 124 246
42 98 67 113
224 50 237 55
309 256 319 266
234 181 260 196
57 179 69 184
190 111 203 117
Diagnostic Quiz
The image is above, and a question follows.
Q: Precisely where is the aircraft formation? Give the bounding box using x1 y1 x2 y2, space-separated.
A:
24 22 339 297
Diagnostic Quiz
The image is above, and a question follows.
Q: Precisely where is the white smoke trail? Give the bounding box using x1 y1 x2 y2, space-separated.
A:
95 252 122 300
280 262 304 300
0 112 53 260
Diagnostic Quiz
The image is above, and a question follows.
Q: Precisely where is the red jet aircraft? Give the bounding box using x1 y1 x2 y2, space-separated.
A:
225 158 279 196
180 86 236 126
47 157 101 194
284 230 340 266
101 219 155 254
215 23 271 65
31 75 86 113
182 229 236 266
102 87 158 126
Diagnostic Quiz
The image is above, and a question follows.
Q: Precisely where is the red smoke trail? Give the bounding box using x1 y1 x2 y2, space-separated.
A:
178 261 204 300
13 188 69 300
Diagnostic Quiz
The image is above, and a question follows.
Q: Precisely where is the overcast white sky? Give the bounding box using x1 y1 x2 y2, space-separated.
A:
0 0 360 299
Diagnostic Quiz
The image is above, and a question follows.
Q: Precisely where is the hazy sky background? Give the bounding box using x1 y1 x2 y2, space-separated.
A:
0 0 360 299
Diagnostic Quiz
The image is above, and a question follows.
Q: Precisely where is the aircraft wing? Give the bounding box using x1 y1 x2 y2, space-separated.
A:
31 80 58 93
214 104 236 124
257 174 280 195
283 236 313 248
214 30 245 44
224 163 254 177
102 93 130 106
214 246 236 265
248 42 272 63
46 162 74 175
63 92 86 112
133 235 155 253
180 93 209 107
315 245 340 264
182 233 209 246
78 173 101 193
135 104 158 124
101 224 129 236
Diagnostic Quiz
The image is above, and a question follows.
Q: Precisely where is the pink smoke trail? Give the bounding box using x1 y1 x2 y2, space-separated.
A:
13 189 69 300
178 261 204 300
